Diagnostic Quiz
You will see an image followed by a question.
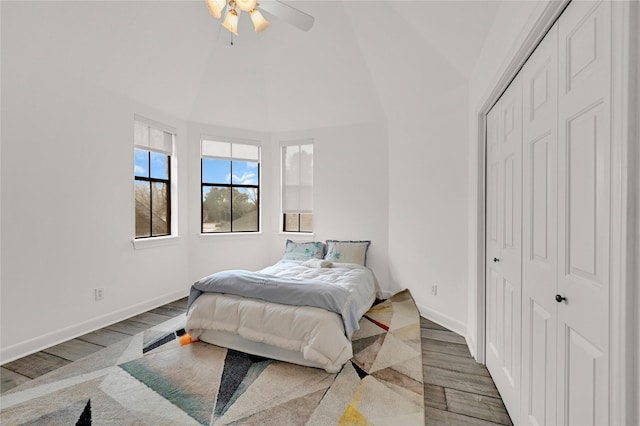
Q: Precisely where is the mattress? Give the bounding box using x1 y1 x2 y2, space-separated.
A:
185 260 376 373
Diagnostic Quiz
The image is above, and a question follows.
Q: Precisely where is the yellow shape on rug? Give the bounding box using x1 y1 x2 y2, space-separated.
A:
339 377 369 426
339 404 368 425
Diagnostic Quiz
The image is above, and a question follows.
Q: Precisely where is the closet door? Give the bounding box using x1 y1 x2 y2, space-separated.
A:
485 76 523 420
486 99 502 393
557 1 611 424
520 23 559 426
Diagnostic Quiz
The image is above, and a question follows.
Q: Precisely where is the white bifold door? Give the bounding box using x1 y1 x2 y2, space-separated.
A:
520 19 560 426
485 74 523 418
555 1 611 423
486 1 612 424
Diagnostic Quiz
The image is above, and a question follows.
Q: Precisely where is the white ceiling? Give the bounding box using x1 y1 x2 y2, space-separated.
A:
387 1 502 77
6 1 501 131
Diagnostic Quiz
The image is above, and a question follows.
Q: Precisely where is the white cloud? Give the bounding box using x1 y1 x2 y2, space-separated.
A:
232 172 256 185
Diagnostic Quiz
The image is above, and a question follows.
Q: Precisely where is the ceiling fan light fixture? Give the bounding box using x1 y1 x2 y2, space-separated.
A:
250 8 270 32
205 0 226 19
208 0 310 36
236 0 257 13
222 8 239 35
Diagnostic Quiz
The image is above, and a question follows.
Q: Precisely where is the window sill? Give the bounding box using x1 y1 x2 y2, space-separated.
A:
199 232 263 240
278 232 316 239
132 235 180 250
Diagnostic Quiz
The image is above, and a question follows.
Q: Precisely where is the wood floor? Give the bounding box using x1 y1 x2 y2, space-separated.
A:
420 317 513 425
1 299 512 425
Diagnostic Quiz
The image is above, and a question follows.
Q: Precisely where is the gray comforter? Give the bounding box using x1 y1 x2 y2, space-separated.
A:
187 270 361 337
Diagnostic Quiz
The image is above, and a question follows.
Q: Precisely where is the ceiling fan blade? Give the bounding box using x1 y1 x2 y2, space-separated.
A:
258 1 314 32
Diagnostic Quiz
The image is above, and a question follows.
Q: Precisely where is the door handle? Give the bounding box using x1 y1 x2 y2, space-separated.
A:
493 258 500 262
555 294 567 303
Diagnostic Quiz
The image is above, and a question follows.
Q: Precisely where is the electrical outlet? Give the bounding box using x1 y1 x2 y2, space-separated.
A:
431 285 438 296
94 288 104 301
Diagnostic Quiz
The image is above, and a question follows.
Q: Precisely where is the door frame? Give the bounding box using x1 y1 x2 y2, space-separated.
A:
472 1 639 424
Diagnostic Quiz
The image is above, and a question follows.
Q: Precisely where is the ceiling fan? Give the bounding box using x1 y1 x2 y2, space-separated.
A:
205 0 314 35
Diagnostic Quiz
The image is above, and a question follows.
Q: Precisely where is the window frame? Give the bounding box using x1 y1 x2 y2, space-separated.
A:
281 139 314 234
133 115 177 241
200 137 261 234
134 150 172 238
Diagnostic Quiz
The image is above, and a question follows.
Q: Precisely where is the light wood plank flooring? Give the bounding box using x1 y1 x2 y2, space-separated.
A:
421 317 513 425
1 299 512 425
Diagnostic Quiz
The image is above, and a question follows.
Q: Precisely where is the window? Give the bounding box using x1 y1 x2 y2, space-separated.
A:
201 138 260 233
282 141 313 232
134 118 175 239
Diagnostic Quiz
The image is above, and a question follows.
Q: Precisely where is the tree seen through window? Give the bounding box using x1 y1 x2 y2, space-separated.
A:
201 142 260 233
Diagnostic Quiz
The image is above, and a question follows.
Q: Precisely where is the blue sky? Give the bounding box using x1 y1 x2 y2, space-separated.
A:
135 149 258 185
202 159 258 185
134 149 168 179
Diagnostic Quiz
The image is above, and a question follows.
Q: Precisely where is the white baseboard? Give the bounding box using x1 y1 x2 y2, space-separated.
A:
379 291 470 344
0 289 187 364
465 334 477 360
416 302 468 340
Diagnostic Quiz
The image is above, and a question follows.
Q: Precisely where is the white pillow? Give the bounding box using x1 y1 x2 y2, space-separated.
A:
325 240 371 266
301 259 333 268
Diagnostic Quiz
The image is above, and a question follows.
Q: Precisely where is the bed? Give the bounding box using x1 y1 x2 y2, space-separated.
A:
185 240 377 373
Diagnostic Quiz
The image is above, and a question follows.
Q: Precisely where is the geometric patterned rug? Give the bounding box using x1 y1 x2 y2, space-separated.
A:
0 290 424 425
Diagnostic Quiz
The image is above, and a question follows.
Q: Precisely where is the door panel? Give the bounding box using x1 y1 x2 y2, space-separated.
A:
500 89 523 285
503 154 516 249
531 135 551 262
565 102 608 284
502 277 516 385
564 326 607 425
521 22 559 426
486 76 523 421
488 267 500 358
557 1 611 424
488 160 500 245
529 301 552 424
486 107 501 363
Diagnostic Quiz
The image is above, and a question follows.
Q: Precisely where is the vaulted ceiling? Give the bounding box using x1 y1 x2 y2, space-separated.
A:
10 1 500 131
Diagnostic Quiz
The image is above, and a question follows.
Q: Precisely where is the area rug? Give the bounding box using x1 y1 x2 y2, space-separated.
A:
0 290 424 425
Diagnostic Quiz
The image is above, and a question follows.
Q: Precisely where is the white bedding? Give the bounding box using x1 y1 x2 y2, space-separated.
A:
185 260 377 373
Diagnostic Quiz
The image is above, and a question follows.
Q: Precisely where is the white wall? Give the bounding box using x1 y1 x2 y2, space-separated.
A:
186 122 274 283
387 87 470 334
0 2 195 362
0 1 392 362
341 2 473 334
182 123 391 291
0 57 190 362
184 122 391 297
0 0 534 363
268 122 390 293
2 0 549 364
